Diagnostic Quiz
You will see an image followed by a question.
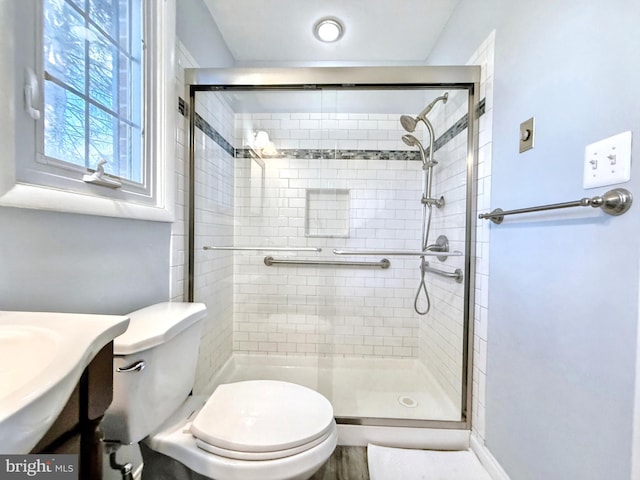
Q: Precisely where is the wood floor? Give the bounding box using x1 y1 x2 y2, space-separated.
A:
310 446 370 480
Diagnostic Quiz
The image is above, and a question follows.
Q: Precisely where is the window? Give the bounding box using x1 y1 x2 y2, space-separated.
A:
0 0 174 221
43 0 143 186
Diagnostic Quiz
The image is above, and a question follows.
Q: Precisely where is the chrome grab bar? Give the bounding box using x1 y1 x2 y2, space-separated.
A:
264 256 390 269
478 188 632 224
204 246 322 252
332 249 463 257
424 262 463 283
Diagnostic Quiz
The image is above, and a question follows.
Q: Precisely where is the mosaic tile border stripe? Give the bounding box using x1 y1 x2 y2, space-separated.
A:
178 96 486 162
194 113 235 157
177 97 235 157
234 148 422 161
178 97 188 116
434 97 485 151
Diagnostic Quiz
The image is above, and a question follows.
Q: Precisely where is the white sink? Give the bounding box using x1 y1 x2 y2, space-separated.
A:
0 311 129 454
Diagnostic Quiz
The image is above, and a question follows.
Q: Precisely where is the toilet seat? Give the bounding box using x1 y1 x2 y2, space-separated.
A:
145 393 338 480
190 380 335 460
195 429 334 461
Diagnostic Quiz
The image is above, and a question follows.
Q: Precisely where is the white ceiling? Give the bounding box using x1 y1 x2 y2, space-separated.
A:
202 0 461 64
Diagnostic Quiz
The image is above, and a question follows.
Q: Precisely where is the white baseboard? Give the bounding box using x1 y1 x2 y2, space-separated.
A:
470 435 510 480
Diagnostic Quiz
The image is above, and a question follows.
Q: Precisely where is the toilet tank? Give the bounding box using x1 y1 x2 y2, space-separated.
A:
102 302 207 444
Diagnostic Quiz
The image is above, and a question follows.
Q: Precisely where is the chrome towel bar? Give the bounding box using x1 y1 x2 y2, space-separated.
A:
424 262 463 283
204 246 322 252
478 188 632 224
264 256 390 269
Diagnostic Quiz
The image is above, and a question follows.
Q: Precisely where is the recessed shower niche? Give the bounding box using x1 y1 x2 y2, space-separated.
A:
187 67 479 434
305 188 350 238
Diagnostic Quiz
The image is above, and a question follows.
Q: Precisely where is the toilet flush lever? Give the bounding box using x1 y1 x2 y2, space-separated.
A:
116 360 146 373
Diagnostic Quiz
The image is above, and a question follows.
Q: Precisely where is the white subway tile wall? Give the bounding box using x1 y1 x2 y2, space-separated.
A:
173 41 235 394
232 104 467 365
171 40 194 303
469 30 495 443
415 89 470 411
193 88 236 393
232 143 425 359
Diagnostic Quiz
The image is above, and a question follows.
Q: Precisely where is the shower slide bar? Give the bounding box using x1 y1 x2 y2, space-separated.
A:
204 246 322 252
424 262 464 284
478 188 633 224
332 249 463 257
264 256 390 269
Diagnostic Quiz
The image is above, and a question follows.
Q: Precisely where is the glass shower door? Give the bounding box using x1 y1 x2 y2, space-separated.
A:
189 77 475 426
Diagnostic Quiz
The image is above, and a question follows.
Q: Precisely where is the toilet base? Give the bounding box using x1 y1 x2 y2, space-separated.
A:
140 441 334 480
140 442 206 480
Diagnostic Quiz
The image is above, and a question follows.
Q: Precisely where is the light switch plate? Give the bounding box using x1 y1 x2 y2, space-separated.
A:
583 131 632 189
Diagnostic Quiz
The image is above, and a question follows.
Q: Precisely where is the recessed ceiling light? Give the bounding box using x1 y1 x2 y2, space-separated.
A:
313 17 344 43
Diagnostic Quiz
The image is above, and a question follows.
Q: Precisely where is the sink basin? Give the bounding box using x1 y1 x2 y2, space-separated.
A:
0 325 62 400
0 311 129 454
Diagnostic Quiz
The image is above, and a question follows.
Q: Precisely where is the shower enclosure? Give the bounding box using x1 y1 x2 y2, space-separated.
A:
185 67 479 433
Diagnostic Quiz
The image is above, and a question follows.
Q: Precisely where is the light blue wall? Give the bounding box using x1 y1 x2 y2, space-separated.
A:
429 1 640 479
0 207 170 315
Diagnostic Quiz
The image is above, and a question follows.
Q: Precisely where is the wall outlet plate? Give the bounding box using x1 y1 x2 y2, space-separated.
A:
519 117 535 153
583 131 632 189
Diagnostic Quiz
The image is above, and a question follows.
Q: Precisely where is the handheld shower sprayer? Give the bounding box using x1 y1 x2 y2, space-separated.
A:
401 133 421 148
402 134 427 167
400 92 449 133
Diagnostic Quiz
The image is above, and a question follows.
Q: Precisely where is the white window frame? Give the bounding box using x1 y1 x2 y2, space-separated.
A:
0 0 175 222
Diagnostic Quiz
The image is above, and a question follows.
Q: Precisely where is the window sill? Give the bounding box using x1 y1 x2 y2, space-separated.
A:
0 182 174 222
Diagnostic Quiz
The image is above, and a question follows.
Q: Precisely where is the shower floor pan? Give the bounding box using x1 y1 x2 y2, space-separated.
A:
206 354 459 422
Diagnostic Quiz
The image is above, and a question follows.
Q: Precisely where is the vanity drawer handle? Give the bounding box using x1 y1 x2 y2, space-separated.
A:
116 360 145 373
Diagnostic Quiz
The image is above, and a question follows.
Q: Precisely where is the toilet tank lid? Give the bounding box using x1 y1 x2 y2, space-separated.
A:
114 302 207 355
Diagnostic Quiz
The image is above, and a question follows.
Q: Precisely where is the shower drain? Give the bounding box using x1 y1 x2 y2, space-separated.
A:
398 395 419 408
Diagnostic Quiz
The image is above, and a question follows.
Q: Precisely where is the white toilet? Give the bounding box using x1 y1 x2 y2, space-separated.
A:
102 302 337 480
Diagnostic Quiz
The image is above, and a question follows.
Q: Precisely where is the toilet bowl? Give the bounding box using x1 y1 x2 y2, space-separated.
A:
145 391 337 480
102 303 337 480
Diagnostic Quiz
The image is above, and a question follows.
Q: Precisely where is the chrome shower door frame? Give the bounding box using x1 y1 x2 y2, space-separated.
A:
185 66 480 432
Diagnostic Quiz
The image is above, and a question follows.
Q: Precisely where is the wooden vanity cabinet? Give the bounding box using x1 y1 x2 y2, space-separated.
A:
31 342 114 480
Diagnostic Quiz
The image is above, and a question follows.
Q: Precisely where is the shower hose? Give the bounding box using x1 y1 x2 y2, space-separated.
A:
414 201 433 315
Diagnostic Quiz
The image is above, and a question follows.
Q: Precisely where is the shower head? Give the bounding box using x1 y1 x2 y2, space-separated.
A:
400 115 418 133
400 92 449 133
402 134 421 148
402 134 427 166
